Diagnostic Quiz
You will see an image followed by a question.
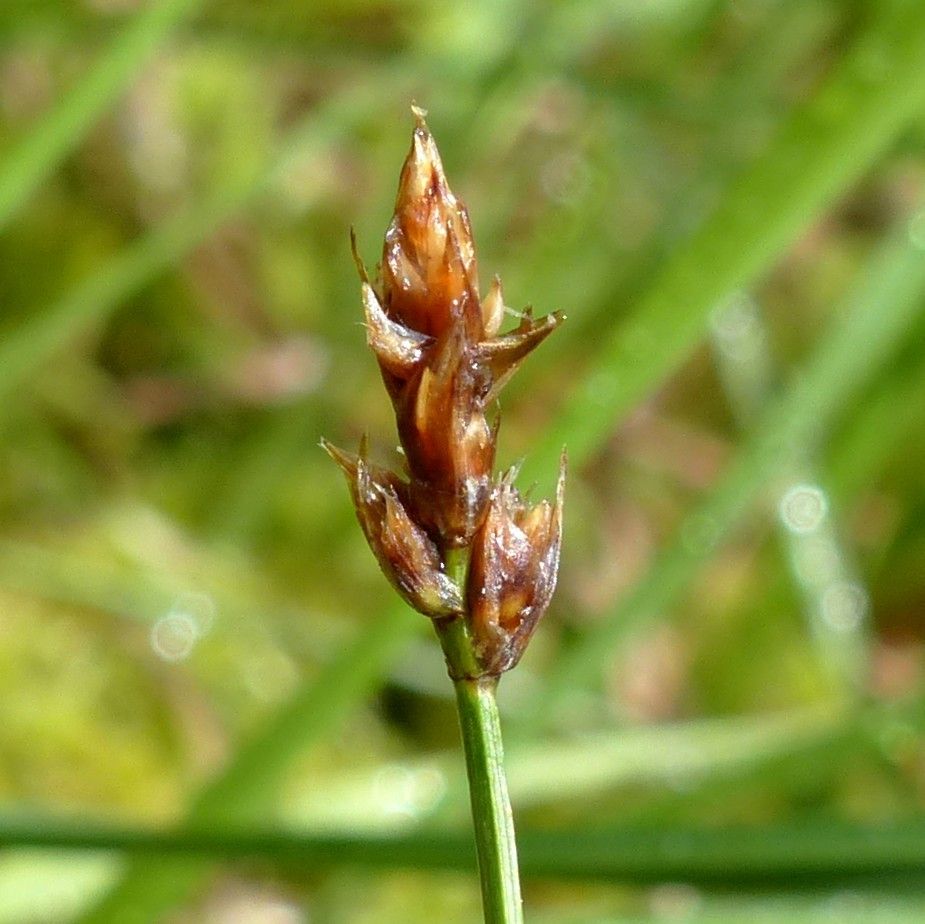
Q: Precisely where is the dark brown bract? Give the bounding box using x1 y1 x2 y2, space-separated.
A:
325 107 565 677
467 458 567 674
322 438 463 617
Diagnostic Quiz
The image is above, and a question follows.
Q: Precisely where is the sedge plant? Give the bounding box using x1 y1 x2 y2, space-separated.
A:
323 106 565 922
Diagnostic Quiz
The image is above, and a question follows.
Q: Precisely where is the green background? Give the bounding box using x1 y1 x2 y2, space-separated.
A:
1 0 924 921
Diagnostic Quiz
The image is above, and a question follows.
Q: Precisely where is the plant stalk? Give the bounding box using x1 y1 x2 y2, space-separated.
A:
437 547 523 922
453 674 523 924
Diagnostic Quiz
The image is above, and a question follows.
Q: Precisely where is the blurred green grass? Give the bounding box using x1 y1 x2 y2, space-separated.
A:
1 1 925 922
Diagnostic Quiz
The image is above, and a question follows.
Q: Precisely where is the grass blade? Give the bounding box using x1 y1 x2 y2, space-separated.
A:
0 81 394 404
0 0 202 231
79 606 420 923
9 816 925 889
525 0 925 488
710 297 870 689
289 706 840 830
540 225 925 716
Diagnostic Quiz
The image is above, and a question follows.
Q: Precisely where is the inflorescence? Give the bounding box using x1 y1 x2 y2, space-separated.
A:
323 107 565 678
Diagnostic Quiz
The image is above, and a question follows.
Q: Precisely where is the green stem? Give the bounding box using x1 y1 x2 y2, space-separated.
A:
437 546 523 922
453 675 523 924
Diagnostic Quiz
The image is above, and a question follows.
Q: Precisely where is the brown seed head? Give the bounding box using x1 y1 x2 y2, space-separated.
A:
326 109 566 676
466 452 566 674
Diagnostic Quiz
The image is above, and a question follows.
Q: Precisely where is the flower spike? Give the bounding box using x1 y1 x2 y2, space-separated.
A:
325 108 565 677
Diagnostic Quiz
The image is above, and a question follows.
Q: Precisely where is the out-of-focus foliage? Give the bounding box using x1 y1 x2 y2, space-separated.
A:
1 1 924 922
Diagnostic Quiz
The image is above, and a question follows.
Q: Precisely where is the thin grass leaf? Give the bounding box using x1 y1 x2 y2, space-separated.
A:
0 79 397 404
528 897 925 924
293 691 925 834
710 298 869 689
78 606 420 924
9 816 925 889
524 0 925 489
290 706 840 831
827 350 925 501
539 225 925 717
0 0 202 231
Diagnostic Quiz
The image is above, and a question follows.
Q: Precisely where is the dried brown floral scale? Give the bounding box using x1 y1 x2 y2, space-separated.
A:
324 106 565 679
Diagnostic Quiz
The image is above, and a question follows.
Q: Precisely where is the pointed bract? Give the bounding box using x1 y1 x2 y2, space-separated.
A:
397 314 495 545
478 309 566 404
481 275 505 339
362 281 432 381
381 108 479 339
466 453 566 674
322 438 463 617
